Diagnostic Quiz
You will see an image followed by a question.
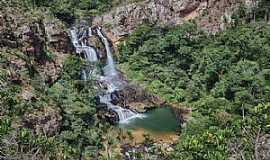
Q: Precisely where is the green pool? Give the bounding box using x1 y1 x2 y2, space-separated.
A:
119 107 178 133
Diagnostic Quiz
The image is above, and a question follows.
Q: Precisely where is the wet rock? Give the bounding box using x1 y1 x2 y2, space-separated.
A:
107 109 120 125
98 108 120 125
111 85 165 113
171 103 192 126
89 35 107 60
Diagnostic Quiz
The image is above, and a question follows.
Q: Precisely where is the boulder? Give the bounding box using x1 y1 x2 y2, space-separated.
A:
97 108 120 125
171 103 192 126
111 85 165 113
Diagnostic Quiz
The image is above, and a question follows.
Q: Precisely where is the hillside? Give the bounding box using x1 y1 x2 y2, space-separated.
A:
1 0 270 159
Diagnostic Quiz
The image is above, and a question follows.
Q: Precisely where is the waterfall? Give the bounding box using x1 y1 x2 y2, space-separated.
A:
81 70 87 80
88 27 92 37
70 29 79 47
82 43 98 62
99 93 143 123
70 26 144 124
96 27 117 76
70 29 81 53
96 27 145 123
70 28 98 62
111 105 141 123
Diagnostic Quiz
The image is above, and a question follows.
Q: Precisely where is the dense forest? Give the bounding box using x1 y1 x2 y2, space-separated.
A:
118 22 270 159
1 0 270 159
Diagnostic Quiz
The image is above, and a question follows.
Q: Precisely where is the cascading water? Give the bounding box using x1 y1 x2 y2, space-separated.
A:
70 28 98 62
81 70 87 80
99 94 142 123
70 26 144 123
96 27 117 77
70 27 98 80
88 27 93 37
96 27 144 123
82 43 98 62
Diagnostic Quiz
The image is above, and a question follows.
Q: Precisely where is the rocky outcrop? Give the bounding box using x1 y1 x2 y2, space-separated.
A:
171 103 192 126
229 134 270 160
44 18 73 53
121 141 175 159
93 0 247 44
111 85 166 112
0 8 72 54
0 8 72 84
97 108 120 125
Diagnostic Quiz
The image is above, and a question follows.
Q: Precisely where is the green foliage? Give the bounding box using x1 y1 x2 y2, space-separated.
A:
43 50 55 62
118 22 270 159
0 53 115 159
18 0 138 24
250 103 270 133
62 55 82 80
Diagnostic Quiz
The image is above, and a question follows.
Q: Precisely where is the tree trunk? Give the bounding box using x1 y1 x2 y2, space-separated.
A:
266 9 270 23
253 0 256 22
253 11 256 22
265 10 268 22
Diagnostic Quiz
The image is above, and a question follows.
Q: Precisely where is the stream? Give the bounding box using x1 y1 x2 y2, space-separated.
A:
69 25 178 142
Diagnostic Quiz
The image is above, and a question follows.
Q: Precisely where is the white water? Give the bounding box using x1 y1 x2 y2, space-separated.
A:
70 28 98 62
88 27 93 37
82 43 98 62
96 27 117 76
70 26 144 124
81 70 87 80
99 94 144 123
70 29 79 47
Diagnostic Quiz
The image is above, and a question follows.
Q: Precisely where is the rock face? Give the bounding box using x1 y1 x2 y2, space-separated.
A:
97 108 120 125
171 103 192 126
111 85 166 112
0 8 72 54
0 8 72 84
93 0 247 43
44 18 73 53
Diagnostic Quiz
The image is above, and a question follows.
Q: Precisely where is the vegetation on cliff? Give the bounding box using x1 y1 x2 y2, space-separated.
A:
2 0 143 24
1 0 270 159
0 50 121 159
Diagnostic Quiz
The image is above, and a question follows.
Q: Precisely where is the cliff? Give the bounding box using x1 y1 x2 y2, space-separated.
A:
93 0 249 44
0 7 73 84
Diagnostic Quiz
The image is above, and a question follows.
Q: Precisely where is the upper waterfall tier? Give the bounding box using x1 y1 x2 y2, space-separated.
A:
96 27 117 77
70 28 98 62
